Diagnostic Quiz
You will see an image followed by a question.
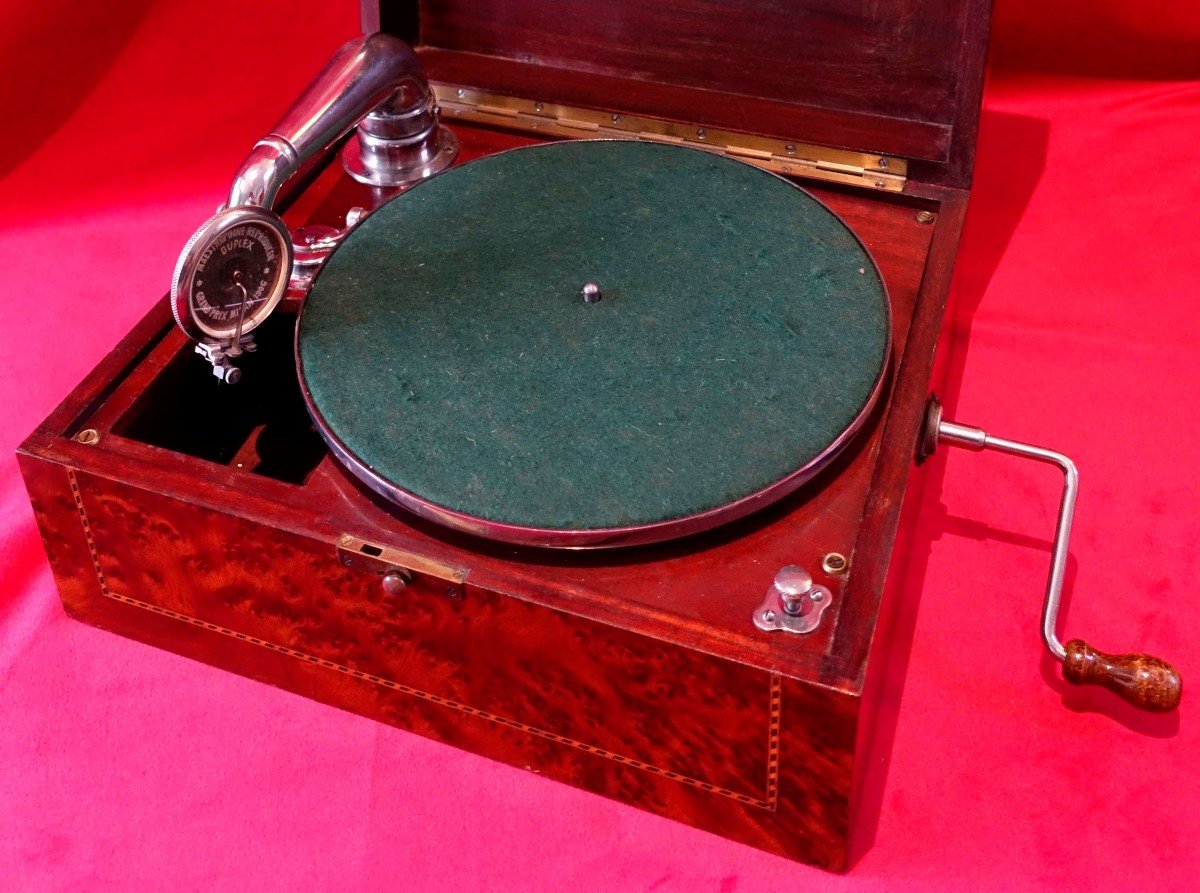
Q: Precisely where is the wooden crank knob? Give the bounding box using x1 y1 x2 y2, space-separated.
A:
1062 639 1182 712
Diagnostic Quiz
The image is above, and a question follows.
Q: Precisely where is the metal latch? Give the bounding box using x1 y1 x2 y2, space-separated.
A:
433 86 907 193
754 565 832 634
337 534 467 600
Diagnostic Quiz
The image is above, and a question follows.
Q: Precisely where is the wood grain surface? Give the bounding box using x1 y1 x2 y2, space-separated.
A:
368 0 993 185
1062 639 1183 712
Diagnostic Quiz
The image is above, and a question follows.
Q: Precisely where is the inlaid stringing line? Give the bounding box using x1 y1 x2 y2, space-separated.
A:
68 468 781 810
767 673 782 811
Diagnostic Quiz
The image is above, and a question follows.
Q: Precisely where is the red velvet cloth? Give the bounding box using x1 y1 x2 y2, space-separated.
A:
990 1 1200 79
2 2 1198 887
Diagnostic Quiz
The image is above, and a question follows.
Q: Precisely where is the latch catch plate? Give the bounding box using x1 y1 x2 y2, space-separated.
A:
337 534 467 599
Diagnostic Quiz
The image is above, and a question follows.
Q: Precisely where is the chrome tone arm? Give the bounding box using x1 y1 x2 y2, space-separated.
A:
919 396 1181 712
174 33 455 382
227 32 431 210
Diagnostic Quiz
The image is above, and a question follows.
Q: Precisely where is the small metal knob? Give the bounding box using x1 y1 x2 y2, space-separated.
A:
754 564 832 634
212 363 241 385
382 570 411 595
773 565 814 616
581 282 602 304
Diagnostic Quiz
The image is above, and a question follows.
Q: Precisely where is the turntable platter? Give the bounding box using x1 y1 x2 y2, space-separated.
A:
297 140 890 547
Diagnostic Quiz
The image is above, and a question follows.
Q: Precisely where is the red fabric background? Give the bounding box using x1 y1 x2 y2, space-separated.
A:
990 1 1200 79
2 2 1198 888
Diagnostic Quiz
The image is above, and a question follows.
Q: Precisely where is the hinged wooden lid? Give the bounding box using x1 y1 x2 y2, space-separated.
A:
367 0 992 189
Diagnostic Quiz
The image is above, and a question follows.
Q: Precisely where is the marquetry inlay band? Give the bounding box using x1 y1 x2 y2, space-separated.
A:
67 468 782 810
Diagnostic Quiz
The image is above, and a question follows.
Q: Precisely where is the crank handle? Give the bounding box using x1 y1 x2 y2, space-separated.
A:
919 397 1181 712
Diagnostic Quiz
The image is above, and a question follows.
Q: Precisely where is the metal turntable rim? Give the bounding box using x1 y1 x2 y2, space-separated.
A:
295 139 892 549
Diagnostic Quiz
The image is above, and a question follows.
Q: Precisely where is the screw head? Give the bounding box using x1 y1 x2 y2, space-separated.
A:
915 210 936 225
763 610 777 623
75 428 100 445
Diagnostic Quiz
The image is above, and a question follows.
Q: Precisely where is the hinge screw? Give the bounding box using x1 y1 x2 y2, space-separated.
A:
915 210 936 225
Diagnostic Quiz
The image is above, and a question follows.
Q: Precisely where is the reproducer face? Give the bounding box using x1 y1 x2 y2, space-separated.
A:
172 207 293 343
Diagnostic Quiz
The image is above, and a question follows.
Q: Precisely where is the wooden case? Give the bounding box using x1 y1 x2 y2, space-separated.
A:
19 0 991 872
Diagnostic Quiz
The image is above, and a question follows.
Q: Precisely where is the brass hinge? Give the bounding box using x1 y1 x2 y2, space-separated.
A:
433 85 907 192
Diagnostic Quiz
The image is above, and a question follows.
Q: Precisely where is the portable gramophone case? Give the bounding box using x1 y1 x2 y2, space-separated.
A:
17 0 1179 873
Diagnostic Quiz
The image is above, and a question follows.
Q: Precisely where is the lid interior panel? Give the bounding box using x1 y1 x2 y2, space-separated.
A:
372 0 992 180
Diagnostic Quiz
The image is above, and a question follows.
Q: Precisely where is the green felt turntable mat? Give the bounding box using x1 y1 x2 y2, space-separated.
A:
298 140 889 534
